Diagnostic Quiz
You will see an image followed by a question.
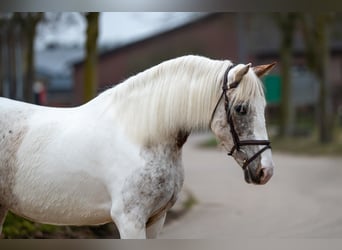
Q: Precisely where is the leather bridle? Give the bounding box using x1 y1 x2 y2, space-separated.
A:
210 64 271 171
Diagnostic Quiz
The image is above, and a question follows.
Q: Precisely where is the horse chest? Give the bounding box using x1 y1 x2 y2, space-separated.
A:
120 145 184 224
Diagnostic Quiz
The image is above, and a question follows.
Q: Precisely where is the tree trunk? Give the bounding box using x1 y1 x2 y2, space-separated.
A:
8 19 17 99
275 13 297 137
300 13 334 144
0 20 4 96
83 12 99 103
21 13 43 103
23 25 35 103
316 15 333 143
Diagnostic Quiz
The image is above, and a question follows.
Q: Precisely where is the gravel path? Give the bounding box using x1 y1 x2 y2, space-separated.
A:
161 133 342 238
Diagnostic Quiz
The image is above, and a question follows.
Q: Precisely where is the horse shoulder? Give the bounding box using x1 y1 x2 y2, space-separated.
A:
114 142 184 228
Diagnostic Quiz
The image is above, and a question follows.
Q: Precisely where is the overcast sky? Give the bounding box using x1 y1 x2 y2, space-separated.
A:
35 12 205 50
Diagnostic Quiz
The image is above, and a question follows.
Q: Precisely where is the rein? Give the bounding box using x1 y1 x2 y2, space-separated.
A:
210 64 271 171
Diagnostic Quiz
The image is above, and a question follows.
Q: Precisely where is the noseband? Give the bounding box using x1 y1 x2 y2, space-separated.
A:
210 64 271 171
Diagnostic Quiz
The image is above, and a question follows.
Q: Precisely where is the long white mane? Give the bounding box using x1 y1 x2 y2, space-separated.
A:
99 55 265 145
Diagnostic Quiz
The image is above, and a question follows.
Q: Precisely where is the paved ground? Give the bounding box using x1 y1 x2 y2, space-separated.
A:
160 133 342 238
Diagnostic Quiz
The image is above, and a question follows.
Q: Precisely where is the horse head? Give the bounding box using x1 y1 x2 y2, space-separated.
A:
210 62 276 185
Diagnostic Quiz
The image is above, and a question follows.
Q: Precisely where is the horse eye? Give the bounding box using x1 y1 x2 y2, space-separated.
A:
234 105 248 115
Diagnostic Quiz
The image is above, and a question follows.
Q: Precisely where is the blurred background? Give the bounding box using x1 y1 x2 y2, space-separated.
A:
0 12 342 238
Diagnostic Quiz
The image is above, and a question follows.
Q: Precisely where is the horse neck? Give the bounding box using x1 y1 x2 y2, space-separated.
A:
110 56 231 146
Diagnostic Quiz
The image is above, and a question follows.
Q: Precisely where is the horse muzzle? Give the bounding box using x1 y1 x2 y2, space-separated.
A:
244 165 273 185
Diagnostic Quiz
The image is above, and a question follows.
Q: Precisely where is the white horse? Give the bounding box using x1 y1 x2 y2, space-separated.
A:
0 55 275 239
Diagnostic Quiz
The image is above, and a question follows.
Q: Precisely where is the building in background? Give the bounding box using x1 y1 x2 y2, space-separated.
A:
35 43 84 106
73 13 241 105
1 13 342 111
73 13 342 111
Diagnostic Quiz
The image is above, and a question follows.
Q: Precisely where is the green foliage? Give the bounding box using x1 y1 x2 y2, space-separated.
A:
3 212 59 239
2 212 119 239
198 137 218 148
182 193 198 210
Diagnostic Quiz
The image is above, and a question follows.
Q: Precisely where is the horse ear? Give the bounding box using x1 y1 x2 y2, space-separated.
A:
230 63 251 88
253 62 277 78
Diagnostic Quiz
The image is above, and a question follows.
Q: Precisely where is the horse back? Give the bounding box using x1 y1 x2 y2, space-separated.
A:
0 97 115 224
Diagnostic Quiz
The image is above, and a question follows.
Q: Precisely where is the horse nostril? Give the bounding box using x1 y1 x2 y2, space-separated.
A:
258 167 273 184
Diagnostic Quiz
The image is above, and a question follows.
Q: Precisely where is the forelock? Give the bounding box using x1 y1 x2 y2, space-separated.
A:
228 68 266 108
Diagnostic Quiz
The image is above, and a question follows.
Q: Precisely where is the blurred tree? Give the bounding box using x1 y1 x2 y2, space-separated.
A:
1 13 84 102
36 12 98 103
274 13 298 137
8 14 19 99
0 13 25 100
0 16 5 96
14 12 44 103
299 13 334 144
83 12 99 102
